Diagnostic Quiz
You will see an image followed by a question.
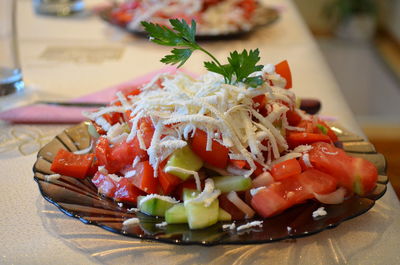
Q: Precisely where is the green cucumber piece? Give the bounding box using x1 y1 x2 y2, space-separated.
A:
138 196 176 217
165 146 203 180
88 123 100 138
212 175 252 192
165 203 187 224
185 198 219 229
165 202 231 224
183 188 219 229
218 208 231 221
183 188 199 201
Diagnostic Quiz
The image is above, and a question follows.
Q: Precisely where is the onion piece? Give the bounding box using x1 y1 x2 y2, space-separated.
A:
252 172 274 188
313 187 346 204
227 191 255 219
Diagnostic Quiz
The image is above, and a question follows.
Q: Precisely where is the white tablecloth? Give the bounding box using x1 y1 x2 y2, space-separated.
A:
1 0 399 264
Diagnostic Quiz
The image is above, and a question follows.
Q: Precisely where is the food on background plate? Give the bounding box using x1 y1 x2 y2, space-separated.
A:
109 0 262 35
49 19 378 231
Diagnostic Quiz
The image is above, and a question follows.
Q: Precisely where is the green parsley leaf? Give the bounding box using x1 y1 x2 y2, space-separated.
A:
228 49 263 82
161 48 193 67
142 19 265 87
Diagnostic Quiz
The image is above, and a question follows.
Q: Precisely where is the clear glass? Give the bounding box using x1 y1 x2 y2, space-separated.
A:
0 0 24 97
33 0 85 16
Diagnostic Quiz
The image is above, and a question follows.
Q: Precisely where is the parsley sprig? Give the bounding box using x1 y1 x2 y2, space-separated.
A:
141 19 264 87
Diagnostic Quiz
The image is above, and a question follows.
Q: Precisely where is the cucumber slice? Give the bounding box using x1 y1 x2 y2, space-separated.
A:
218 208 232 221
185 199 219 229
138 196 177 217
165 203 187 224
88 123 100 138
183 188 199 201
165 146 203 180
212 175 252 192
183 188 219 229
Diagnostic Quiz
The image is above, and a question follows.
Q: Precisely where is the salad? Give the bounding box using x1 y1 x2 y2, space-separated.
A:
109 0 260 35
49 20 378 231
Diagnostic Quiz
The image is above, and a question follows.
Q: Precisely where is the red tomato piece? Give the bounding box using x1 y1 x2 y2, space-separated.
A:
252 94 268 116
237 0 257 19
286 109 302 126
286 132 331 149
51 149 94 179
275 60 292 89
120 86 141 97
315 120 338 142
95 137 112 170
158 160 182 195
92 172 117 198
308 142 378 195
230 159 247 169
110 141 134 172
191 129 229 168
350 157 378 195
251 183 290 218
308 142 351 186
270 158 302 181
128 161 159 194
114 178 144 204
297 169 338 194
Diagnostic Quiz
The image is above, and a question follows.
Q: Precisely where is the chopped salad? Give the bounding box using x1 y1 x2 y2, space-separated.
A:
109 0 259 35
50 19 378 230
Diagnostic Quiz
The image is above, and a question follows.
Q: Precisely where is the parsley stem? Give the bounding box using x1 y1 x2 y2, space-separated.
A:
198 47 230 83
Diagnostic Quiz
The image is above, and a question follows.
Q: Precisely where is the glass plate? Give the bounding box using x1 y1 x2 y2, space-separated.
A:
98 4 280 40
33 122 387 246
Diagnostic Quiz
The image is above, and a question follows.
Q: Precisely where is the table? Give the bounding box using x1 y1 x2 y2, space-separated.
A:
1 0 400 264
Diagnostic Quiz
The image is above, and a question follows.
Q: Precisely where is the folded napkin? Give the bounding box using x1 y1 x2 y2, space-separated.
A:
0 67 180 124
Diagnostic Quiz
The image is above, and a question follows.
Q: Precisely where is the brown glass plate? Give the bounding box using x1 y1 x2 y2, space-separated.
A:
33 122 387 246
98 4 280 40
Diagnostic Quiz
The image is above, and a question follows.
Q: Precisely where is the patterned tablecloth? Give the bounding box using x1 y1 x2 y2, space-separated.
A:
1 0 399 264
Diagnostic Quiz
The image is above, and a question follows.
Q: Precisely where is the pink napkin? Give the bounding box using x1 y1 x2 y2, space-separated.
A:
0 67 182 124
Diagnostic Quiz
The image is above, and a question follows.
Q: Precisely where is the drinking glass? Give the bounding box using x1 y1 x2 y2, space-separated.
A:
0 0 24 97
33 0 85 16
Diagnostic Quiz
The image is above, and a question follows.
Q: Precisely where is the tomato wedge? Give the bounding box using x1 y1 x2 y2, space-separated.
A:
51 149 94 179
92 172 117 197
270 158 302 181
126 161 159 194
114 178 144 204
158 160 182 195
309 142 378 195
297 169 338 194
275 60 292 89
286 132 331 149
191 129 229 168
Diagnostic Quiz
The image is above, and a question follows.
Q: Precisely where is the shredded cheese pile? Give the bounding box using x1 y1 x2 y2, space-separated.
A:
84 64 307 177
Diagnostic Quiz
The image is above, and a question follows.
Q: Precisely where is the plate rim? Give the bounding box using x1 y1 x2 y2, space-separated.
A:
32 122 387 246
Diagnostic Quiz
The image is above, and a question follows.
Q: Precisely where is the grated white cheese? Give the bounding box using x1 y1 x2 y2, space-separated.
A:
44 174 61 181
222 222 236 230
250 186 266 196
236 220 263 231
302 153 312 168
155 221 168 228
127 207 139 213
164 166 201 191
312 207 327 218
138 194 180 206
185 178 221 207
